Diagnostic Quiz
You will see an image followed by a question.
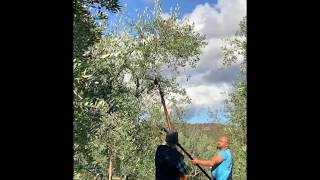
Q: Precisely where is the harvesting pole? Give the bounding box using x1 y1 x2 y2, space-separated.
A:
154 77 212 180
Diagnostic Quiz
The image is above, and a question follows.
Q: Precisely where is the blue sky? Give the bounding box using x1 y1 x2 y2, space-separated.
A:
187 109 229 124
90 0 246 124
122 0 218 16
92 0 218 32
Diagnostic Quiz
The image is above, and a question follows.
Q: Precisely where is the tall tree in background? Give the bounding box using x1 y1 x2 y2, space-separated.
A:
73 0 121 59
222 16 247 180
73 0 121 178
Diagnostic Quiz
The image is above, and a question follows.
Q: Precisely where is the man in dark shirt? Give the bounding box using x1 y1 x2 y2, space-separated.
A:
155 130 188 180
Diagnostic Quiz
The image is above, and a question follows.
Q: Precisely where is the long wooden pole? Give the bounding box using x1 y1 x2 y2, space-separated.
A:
155 78 173 130
155 78 212 180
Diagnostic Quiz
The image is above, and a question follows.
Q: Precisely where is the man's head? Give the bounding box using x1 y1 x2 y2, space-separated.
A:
165 130 178 147
217 136 229 150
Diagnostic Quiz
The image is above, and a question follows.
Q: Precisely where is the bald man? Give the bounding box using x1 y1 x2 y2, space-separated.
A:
191 136 232 180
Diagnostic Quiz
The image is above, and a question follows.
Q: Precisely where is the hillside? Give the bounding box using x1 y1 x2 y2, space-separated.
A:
177 123 225 141
168 123 226 179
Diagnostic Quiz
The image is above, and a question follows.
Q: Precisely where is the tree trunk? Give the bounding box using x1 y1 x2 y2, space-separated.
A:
108 158 112 180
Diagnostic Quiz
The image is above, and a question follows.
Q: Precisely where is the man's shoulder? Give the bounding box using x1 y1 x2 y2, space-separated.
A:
157 144 167 149
220 149 231 153
156 144 169 152
156 145 183 157
225 149 232 155
156 145 170 154
218 149 232 158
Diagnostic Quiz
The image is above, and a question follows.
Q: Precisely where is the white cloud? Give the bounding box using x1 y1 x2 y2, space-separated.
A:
162 83 231 116
177 0 246 119
185 84 232 107
197 38 224 72
183 0 247 38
